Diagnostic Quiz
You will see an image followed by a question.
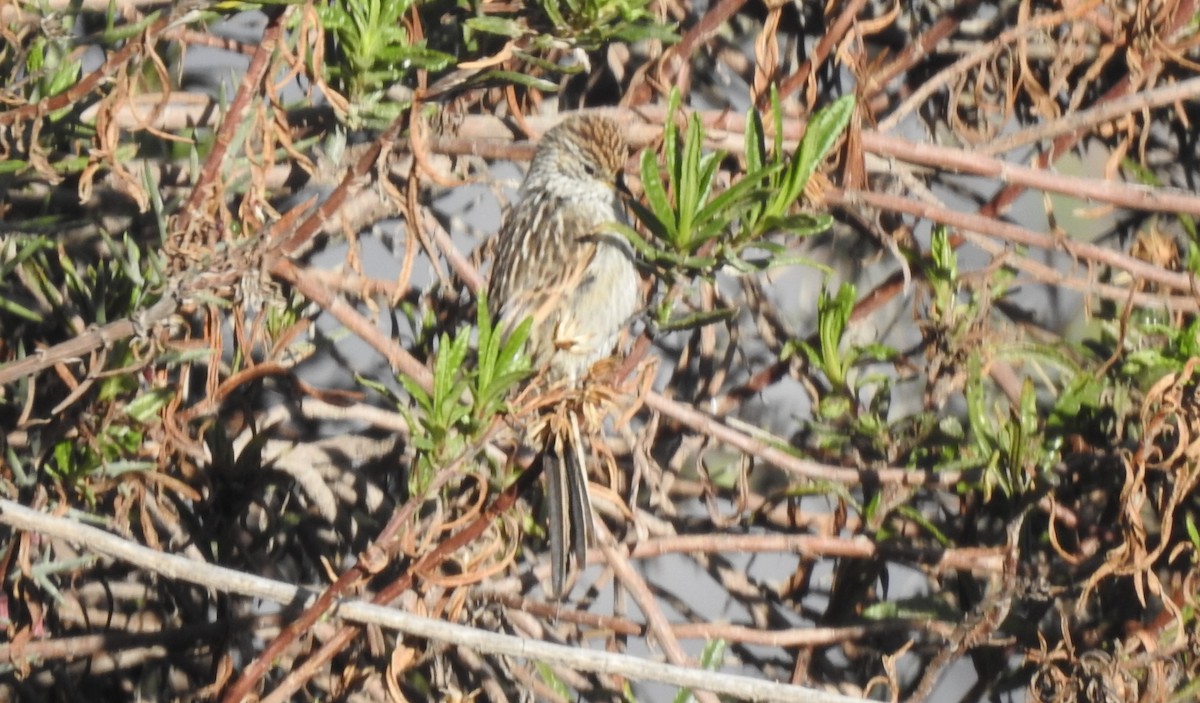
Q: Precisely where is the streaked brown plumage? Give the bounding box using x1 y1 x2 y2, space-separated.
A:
488 114 640 597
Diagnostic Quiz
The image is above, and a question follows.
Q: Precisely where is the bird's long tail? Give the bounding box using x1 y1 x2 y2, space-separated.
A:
546 407 594 598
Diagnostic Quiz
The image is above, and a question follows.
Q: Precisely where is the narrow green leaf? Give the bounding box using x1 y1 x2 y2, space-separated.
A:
639 149 675 237
791 95 855 201
930 225 957 281
464 16 528 37
965 356 995 453
470 70 560 93
768 96 854 220
124 389 174 423
817 284 855 387
391 46 455 71
698 638 727 670
664 89 681 203
496 317 532 376
0 297 44 322
607 221 663 260
693 165 782 226
657 306 737 331
432 333 454 412
676 112 705 245
613 21 679 43
695 150 722 213
538 0 567 29
759 212 833 238
745 106 766 175
770 84 784 161
511 49 574 72
476 293 500 389
400 374 433 415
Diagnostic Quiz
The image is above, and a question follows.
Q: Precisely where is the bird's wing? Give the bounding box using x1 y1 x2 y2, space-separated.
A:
488 194 601 352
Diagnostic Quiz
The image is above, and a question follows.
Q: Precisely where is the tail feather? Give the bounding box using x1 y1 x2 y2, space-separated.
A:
546 408 593 598
566 409 594 564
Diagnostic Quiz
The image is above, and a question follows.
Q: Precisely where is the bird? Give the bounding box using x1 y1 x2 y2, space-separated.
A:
487 114 641 597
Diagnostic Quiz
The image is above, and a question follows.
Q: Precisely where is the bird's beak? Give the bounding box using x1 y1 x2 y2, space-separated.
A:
615 170 632 199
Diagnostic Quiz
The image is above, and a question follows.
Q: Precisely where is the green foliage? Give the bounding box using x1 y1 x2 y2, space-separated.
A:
1117 315 1200 384
316 0 454 126
784 282 897 455
0 231 162 336
45 382 165 499
472 291 533 426
967 367 1047 500
317 0 673 125
619 89 850 313
1186 514 1200 560
463 0 676 51
534 0 676 45
924 227 1058 498
390 292 531 494
792 282 895 393
0 236 57 322
534 660 574 700
903 221 1200 509
24 29 82 122
0 227 173 495
747 88 853 236
788 225 1090 509
670 639 726 703
928 222 958 312
399 329 472 492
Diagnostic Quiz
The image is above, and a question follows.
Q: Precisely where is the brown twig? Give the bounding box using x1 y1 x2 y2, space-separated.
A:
174 11 286 235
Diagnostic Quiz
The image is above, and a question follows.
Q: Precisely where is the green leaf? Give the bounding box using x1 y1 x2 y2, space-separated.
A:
611 19 678 43
693 164 781 229
639 148 675 239
535 661 572 700
664 89 681 200
768 95 854 220
0 297 43 322
392 46 455 71
794 95 855 193
816 283 855 388
676 112 705 246
672 639 727 702
745 105 766 175
464 16 528 37
818 394 852 420
538 0 567 29
475 291 500 386
895 505 952 546
759 212 833 238
473 291 531 423
698 638 727 670
770 84 784 160
965 355 996 455
930 225 957 282
657 306 736 331
400 373 434 415
120 383 171 422
607 220 665 262
470 70 560 93
496 317 533 372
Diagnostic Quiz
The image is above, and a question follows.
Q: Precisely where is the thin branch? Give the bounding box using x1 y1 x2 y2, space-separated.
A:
0 500 872 703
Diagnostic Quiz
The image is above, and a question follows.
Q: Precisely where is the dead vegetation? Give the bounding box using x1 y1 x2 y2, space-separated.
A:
2 0 1200 700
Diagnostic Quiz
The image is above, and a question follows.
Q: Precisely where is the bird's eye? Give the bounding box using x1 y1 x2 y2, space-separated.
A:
582 161 599 177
